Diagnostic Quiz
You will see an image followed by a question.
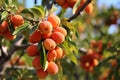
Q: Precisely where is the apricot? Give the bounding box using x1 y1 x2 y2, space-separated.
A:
4 29 15 40
51 32 65 44
55 0 65 5
11 14 24 27
39 21 53 34
29 30 42 43
61 2 69 9
54 27 67 36
43 38 56 50
66 0 78 7
47 61 58 75
55 47 63 59
0 21 8 33
47 14 60 28
47 50 57 62
36 69 48 79
32 56 42 69
26 45 39 57
41 32 52 39
84 3 93 14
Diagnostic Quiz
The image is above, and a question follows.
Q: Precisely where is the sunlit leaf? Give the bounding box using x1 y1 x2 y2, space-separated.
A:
73 0 81 14
21 8 34 18
1 11 8 21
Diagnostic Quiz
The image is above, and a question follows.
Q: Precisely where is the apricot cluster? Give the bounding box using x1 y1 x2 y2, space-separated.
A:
26 14 67 79
55 0 93 14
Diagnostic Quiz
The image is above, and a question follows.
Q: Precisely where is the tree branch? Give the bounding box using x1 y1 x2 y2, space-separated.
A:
68 0 92 22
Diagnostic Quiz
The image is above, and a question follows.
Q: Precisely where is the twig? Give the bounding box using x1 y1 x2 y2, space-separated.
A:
68 0 92 22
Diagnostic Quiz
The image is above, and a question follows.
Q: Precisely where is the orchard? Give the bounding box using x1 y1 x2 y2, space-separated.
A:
0 0 120 80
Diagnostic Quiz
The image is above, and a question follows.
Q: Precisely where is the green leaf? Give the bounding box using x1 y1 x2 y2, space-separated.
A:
8 23 15 34
21 8 34 18
31 6 44 17
30 25 39 35
5 0 12 4
1 11 9 21
68 54 78 64
38 42 47 70
12 23 29 35
73 0 81 14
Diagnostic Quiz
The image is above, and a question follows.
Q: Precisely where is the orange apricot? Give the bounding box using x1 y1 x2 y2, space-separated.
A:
51 32 65 44
4 29 15 40
84 3 93 14
55 47 63 59
54 27 67 36
55 0 65 5
47 50 57 62
11 14 24 27
36 69 48 79
39 21 53 34
66 0 78 7
47 14 60 28
61 2 69 9
41 32 52 39
0 21 8 33
32 56 42 70
43 38 56 50
47 61 58 75
26 45 39 57
29 30 42 43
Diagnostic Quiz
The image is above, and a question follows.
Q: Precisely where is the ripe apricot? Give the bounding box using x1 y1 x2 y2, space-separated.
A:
47 61 58 75
11 14 24 27
47 14 60 28
29 30 42 43
84 3 93 14
26 45 39 57
55 0 65 5
39 21 53 34
0 21 8 33
61 2 69 9
54 27 67 36
4 29 15 40
36 69 48 79
32 56 42 69
51 32 65 44
47 50 57 62
66 0 78 7
43 38 56 50
41 32 51 39
55 47 63 59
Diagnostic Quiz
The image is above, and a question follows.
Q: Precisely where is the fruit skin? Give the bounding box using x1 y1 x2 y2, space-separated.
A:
43 38 56 51
54 27 67 36
36 69 48 79
11 14 24 27
55 0 65 5
47 50 57 62
48 14 60 28
39 21 53 34
66 0 78 7
41 32 52 39
51 32 65 44
26 45 39 57
0 21 8 33
84 3 93 14
32 56 42 70
4 29 15 40
47 61 58 75
29 30 42 43
61 2 69 9
55 47 63 59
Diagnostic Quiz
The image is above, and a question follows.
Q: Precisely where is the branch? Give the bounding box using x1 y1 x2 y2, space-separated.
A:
68 0 92 22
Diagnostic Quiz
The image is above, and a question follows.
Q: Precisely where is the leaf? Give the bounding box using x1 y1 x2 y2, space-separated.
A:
31 6 44 17
8 23 15 34
38 42 47 70
1 11 9 21
21 8 34 18
30 25 39 35
72 0 81 14
5 0 12 4
12 23 29 35
68 54 78 64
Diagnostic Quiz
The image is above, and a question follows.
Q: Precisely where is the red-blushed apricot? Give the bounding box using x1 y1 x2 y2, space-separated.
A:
66 0 78 7
54 27 67 36
11 14 24 27
55 47 63 59
26 45 39 57
29 30 42 43
0 21 8 33
84 3 93 15
32 56 42 70
55 0 65 5
36 69 48 79
47 50 57 62
39 21 53 34
47 61 58 75
43 38 56 51
41 32 52 39
61 2 69 9
51 32 65 44
4 29 15 40
47 14 60 28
